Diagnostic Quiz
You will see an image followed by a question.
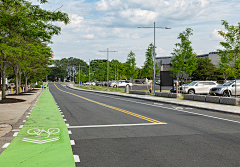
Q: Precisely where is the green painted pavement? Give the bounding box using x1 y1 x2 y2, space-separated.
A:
61 84 66 86
0 89 75 167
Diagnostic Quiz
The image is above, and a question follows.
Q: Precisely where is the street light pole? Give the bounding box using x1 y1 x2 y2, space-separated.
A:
138 22 171 94
98 48 118 91
89 59 90 89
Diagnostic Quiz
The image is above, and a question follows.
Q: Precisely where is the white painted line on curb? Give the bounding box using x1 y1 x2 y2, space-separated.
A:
73 155 80 162
26 116 29 118
2 143 10 148
153 103 163 105
68 130 72 134
68 123 167 129
66 124 70 126
19 125 23 129
13 132 18 137
60 112 63 114
70 140 75 145
63 119 67 121
59 110 61 111
62 115 64 117
23 120 26 122
28 113 31 115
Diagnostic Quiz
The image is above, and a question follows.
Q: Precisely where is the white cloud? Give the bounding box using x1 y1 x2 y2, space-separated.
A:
209 29 224 41
83 34 95 39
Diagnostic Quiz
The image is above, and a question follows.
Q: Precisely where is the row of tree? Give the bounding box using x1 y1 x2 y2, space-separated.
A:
48 43 159 84
170 20 240 91
0 0 70 99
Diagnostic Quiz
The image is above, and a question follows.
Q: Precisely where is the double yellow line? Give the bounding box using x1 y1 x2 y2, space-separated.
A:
54 84 163 123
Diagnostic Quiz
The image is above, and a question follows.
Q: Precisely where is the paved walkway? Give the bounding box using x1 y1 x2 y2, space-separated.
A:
67 84 240 115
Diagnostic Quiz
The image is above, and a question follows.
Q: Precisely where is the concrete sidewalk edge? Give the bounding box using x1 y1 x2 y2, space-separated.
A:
66 85 240 116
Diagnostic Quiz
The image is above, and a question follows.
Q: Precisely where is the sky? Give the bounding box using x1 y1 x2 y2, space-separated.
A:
30 0 240 67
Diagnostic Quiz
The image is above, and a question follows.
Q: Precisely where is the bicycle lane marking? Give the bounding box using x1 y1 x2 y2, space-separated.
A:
54 84 166 124
0 89 75 167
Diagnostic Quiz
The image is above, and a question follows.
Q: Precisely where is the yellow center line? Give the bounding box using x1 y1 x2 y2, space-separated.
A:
54 84 163 123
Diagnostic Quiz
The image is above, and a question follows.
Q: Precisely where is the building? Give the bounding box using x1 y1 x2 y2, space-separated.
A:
156 52 220 72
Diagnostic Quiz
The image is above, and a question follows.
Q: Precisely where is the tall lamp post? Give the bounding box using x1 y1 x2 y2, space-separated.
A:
138 22 171 94
98 48 118 91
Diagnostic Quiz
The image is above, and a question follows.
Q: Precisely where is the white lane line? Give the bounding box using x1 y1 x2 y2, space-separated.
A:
171 109 240 124
73 155 80 162
70 140 75 145
13 132 18 137
2 143 10 148
19 125 23 128
153 103 163 105
68 123 167 129
68 130 72 134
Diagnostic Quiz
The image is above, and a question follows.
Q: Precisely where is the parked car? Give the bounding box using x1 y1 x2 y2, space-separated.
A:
182 81 220 94
170 84 188 93
209 80 240 97
110 80 133 87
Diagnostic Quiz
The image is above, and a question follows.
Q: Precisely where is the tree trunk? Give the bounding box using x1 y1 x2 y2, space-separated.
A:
0 70 2 91
14 67 19 94
19 71 22 92
2 53 7 99
24 72 28 92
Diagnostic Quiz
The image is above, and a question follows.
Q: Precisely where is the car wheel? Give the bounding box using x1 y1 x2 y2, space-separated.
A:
223 91 231 97
113 85 117 88
188 89 195 94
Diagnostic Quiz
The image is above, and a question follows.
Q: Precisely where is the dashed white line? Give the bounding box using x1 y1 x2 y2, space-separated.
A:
13 132 18 137
63 119 67 121
12 129 20 131
2 143 10 148
62 115 64 117
23 120 26 122
19 125 23 129
70 140 75 145
68 130 72 134
66 124 70 126
73 155 80 162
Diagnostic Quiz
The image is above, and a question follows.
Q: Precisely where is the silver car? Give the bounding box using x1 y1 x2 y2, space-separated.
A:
183 81 220 94
209 80 240 96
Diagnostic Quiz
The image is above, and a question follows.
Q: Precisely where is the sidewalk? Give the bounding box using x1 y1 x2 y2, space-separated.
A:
67 84 240 115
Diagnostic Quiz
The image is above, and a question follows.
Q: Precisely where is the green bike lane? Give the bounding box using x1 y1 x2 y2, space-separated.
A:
0 89 75 167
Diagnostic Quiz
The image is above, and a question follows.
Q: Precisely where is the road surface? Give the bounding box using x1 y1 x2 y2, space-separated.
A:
50 83 240 167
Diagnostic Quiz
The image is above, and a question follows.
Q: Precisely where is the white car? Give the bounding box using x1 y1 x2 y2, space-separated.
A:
183 81 220 94
111 80 132 87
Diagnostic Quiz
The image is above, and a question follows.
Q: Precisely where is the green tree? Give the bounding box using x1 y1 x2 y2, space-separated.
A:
217 20 240 97
170 28 197 85
125 51 138 88
191 57 216 80
142 43 159 80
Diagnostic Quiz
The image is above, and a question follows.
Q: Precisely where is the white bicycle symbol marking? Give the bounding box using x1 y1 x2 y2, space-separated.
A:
27 128 60 138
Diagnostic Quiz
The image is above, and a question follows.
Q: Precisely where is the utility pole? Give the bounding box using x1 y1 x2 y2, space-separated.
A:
138 22 171 94
98 48 118 91
89 59 90 89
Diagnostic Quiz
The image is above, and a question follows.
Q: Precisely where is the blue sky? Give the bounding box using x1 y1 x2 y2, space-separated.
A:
31 0 240 67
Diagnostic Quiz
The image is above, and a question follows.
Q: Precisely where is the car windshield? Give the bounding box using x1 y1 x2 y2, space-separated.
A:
223 81 235 86
188 82 197 86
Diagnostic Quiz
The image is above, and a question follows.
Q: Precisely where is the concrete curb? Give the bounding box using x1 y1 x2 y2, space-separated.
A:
66 85 240 116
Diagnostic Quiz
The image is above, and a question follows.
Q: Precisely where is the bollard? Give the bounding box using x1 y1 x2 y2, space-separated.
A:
23 87 24 92
11 88 13 94
125 85 129 93
149 88 152 93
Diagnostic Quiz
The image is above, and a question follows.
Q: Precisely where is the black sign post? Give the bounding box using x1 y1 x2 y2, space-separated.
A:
160 71 174 92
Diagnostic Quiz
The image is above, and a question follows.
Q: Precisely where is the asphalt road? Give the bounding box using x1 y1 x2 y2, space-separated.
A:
50 83 240 167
